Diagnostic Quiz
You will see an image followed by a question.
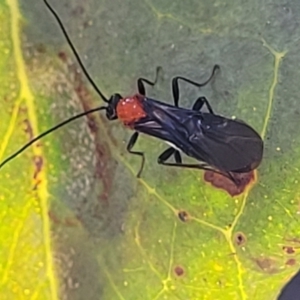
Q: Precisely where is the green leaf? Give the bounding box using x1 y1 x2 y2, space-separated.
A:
1 0 299 299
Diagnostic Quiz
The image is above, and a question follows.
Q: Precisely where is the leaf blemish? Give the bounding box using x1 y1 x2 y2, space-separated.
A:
57 51 117 204
178 210 189 222
204 170 255 196
282 246 295 254
58 51 68 62
24 118 34 140
174 265 185 277
285 258 296 266
234 232 247 246
253 257 279 274
33 155 43 180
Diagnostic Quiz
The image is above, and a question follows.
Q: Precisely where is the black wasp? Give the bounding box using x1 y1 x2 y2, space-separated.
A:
0 0 264 185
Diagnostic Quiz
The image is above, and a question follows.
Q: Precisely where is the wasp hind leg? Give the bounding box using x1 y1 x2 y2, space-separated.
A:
157 147 181 164
157 147 239 185
157 147 213 171
126 132 145 178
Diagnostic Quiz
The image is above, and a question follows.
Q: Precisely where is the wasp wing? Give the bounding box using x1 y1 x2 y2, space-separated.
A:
132 97 263 173
133 97 197 147
187 113 263 172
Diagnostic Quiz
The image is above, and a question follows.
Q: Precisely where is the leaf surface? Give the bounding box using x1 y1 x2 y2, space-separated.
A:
1 0 300 299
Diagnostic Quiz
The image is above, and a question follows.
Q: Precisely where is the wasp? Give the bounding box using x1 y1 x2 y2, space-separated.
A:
0 0 264 185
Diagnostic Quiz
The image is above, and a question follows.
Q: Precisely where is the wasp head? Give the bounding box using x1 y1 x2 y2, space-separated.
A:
105 93 122 120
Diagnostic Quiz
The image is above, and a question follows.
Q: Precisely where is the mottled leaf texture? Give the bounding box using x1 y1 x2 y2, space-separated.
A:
1 0 300 299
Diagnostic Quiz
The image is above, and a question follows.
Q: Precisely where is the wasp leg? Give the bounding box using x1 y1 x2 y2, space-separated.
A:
172 65 219 107
174 150 182 163
157 147 182 163
137 66 162 96
157 147 175 161
157 147 238 185
157 147 211 170
192 96 214 114
126 132 145 178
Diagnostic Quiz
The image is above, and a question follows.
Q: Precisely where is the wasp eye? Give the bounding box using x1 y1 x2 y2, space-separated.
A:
106 106 118 120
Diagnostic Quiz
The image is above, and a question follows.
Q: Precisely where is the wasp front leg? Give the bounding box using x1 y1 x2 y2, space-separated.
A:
137 67 162 96
126 132 145 178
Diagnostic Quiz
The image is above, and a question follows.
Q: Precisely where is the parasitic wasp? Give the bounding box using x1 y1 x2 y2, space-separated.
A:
0 0 264 185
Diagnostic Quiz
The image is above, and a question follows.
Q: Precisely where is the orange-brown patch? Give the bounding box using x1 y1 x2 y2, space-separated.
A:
204 170 255 196
116 94 147 126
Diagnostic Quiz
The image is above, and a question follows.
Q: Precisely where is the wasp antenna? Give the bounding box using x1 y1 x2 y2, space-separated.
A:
43 0 108 103
0 106 107 170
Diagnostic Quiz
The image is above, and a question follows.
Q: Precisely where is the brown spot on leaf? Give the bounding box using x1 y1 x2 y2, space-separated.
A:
234 232 247 246
33 156 43 180
286 258 296 266
204 170 255 196
253 257 279 274
94 142 115 202
283 246 295 254
23 119 34 141
86 117 98 133
178 210 189 222
32 179 42 191
58 51 68 63
174 266 184 277
60 53 117 204
32 156 44 190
